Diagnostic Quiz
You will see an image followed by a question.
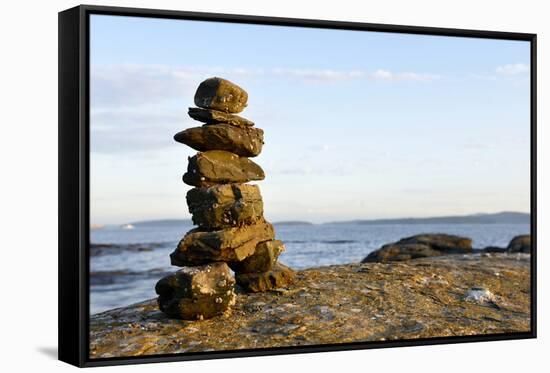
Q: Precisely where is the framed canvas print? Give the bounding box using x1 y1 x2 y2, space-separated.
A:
58 4 537 367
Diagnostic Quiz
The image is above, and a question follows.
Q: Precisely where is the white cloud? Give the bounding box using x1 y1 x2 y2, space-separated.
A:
91 65 265 108
469 73 498 81
90 106 189 153
371 69 393 80
92 65 190 108
270 68 366 81
92 108 184 126
89 64 442 154
495 63 529 75
470 63 530 82
371 69 441 81
91 64 442 109
307 144 332 152
273 68 440 82
461 139 494 150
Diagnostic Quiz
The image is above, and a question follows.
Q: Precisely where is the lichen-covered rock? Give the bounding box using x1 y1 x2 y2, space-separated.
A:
187 184 263 229
155 262 236 320
194 77 248 113
236 262 295 292
230 240 285 274
362 233 473 263
91 254 531 358
507 235 531 253
174 124 263 157
188 107 254 127
183 150 265 187
170 219 275 266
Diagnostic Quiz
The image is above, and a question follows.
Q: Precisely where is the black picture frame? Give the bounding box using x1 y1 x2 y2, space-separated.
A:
58 4 537 367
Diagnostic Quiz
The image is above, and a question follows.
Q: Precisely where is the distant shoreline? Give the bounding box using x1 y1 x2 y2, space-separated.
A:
327 211 529 225
92 211 530 228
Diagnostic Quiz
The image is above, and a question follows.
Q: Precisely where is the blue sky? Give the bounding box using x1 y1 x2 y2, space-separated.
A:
90 15 531 224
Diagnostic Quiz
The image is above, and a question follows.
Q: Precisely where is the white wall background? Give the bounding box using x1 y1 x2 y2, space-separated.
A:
0 0 547 371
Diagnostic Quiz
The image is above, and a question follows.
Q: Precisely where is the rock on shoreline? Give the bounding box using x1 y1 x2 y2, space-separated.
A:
362 233 472 263
90 253 531 358
362 234 531 263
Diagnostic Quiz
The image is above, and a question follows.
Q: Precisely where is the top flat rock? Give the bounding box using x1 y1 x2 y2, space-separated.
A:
194 77 248 114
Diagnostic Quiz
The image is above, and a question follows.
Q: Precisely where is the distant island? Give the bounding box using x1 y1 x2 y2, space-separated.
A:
97 211 529 229
327 211 530 225
128 219 193 227
273 221 314 226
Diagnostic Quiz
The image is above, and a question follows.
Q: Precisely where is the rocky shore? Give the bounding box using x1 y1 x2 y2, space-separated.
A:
90 252 531 358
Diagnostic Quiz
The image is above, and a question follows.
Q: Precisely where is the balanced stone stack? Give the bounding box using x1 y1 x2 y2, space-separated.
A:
155 77 294 320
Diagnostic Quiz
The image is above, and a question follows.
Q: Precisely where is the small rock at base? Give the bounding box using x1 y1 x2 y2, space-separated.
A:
183 150 265 187
194 77 248 113
236 262 295 292
174 124 263 157
188 107 254 127
230 240 285 274
155 262 236 320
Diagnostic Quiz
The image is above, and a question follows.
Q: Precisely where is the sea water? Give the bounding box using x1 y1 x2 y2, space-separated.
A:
90 222 529 314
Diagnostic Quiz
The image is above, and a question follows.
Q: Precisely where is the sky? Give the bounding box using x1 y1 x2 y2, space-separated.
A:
89 14 531 225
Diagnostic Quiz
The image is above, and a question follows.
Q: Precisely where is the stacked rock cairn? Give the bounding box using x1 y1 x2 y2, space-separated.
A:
154 77 295 320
